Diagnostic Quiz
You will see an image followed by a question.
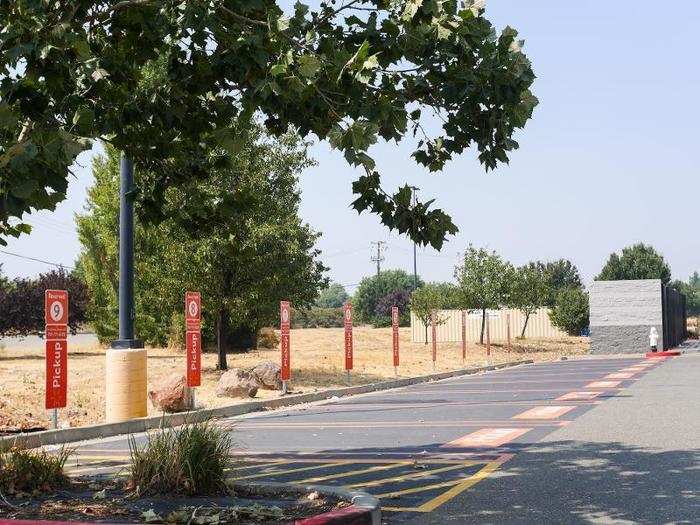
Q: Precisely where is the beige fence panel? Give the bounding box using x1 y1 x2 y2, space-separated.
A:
410 308 566 343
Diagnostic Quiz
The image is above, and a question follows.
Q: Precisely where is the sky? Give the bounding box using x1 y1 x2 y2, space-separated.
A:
2 1 699 294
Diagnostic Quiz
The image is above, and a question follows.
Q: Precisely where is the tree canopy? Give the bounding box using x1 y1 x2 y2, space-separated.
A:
509 262 547 337
354 269 422 327
0 268 89 337
596 243 671 285
538 259 582 306
1 1 537 249
316 282 349 308
549 287 589 337
77 127 327 367
454 244 513 343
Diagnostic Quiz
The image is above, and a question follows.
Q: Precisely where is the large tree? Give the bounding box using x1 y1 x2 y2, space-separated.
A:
77 127 327 368
316 282 349 308
597 243 671 285
1 1 537 250
538 259 582 307
454 245 513 343
671 272 700 316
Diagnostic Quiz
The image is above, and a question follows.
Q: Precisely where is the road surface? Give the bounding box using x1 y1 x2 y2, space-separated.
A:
67 353 699 524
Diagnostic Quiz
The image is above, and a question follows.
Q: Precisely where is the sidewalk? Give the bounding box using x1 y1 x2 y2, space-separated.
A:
410 353 700 524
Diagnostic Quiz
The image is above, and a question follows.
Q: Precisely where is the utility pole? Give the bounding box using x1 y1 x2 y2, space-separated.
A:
409 186 420 289
370 241 386 276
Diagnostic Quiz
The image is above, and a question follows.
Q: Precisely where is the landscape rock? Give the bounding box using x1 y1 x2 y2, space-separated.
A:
250 361 282 390
148 373 192 413
216 369 259 398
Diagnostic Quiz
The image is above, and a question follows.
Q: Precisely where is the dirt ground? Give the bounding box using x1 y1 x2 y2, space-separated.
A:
0 327 589 432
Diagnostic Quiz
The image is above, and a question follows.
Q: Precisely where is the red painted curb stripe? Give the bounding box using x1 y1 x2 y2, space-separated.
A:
295 505 372 525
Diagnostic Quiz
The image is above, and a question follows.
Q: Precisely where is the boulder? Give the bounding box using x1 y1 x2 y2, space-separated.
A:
250 361 282 390
216 369 258 398
148 373 192 413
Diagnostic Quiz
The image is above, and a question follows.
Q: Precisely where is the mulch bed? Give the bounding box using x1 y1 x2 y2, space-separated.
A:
0 478 347 524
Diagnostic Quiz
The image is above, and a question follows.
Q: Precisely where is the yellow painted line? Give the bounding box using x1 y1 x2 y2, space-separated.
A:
232 459 288 471
67 463 129 475
376 455 513 512
295 462 410 483
234 461 348 480
347 462 474 489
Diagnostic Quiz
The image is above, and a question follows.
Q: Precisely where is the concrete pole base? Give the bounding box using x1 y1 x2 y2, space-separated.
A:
105 348 148 423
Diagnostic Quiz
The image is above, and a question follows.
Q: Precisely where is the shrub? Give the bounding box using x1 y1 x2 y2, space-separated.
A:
167 311 185 350
354 270 422 326
257 327 280 348
128 421 233 496
0 445 70 494
373 290 411 327
549 288 589 336
291 307 344 328
316 283 349 308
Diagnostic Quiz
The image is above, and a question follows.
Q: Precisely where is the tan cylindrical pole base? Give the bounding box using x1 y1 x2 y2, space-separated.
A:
105 348 148 423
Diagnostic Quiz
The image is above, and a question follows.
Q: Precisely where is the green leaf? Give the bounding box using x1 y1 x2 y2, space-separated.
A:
270 63 287 76
0 103 17 128
10 179 37 199
276 17 290 32
298 55 320 79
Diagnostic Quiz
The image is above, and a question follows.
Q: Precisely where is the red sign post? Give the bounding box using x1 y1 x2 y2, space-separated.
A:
431 311 437 370
344 303 353 382
185 292 201 393
391 306 399 372
280 301 291 393
44 290 68 426
461 310 467 362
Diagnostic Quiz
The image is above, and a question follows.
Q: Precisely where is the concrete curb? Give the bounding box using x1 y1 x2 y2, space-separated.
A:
0 482 380 525
1 360 532 449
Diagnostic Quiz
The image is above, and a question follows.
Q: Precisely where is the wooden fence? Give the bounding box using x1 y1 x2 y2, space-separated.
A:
410 308 567 343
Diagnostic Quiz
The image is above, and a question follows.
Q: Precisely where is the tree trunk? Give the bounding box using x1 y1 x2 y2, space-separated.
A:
216 309 228 371
520 312 531 338
424 322 428 345
480 308 486 344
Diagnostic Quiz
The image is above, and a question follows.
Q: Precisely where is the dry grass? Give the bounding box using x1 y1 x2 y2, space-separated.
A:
0 327 588 430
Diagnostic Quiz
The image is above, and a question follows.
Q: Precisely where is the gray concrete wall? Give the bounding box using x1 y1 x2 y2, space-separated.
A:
589 279 663 354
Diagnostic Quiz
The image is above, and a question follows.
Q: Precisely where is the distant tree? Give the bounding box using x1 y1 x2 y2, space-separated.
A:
538 259 583 306
0 263 9 293
410 284 451 344
374 290 412 327
354 270 422 327
0 268 89 337
549 288 589 336
597 243 671 284
316 283 349 309
454 245 513 343
671 272 700 315
509 263 548 337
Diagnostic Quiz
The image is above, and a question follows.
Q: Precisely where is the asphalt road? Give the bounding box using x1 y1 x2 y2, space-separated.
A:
68 354 699 524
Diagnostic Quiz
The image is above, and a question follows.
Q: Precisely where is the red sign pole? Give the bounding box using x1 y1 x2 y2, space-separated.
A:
185 291 202 409
344 302 353 384
461 310 467 363
431 311 437 371
280 301 291 394
391 306 399 375
44 290 68 428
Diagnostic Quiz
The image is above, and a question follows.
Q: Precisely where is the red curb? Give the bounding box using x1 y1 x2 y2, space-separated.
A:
295 504 373 525
0 521 126 525
645 350 681 358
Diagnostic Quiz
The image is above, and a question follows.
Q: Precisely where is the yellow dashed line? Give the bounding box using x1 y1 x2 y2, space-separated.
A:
347 462 474 489
295 462 410 484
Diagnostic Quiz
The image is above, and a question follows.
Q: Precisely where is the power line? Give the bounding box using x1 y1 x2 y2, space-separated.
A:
0 249 75 271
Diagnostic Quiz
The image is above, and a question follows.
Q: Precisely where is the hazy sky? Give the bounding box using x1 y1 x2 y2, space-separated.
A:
2 1 699 294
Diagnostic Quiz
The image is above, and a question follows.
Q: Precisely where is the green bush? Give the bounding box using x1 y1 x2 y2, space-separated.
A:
354 270 422 326
291 307 344 328
316 283 349 308
128 421 233 496
549 288 589 336
0 445 70 494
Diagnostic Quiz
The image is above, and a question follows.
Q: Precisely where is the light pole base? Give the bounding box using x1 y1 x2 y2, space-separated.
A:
105 347 147 423
111 339 144 349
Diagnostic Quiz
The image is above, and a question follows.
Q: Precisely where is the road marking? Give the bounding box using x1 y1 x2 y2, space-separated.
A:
556 391 603 401
441 428 531 448
512 406 575 420
346 462 475 489
238 420 566 429
234 461 347 480
585 380 621 389
296 462 409 484
605 372 634 379
380 455 513 512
